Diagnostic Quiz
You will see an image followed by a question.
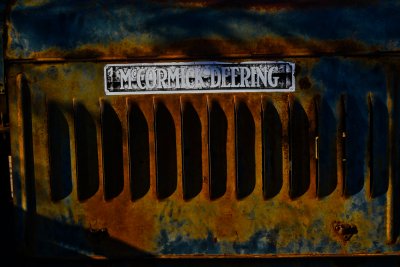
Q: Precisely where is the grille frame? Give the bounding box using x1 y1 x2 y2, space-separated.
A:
7 57 400 258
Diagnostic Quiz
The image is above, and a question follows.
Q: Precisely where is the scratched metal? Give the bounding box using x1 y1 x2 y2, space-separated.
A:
4 0 400 259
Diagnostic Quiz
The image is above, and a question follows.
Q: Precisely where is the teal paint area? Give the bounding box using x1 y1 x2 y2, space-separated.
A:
156 200 388 255
158 230 221 254
156 226 344 255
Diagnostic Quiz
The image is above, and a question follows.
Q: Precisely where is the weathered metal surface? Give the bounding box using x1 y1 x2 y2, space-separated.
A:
7 57 400 258
5 0 400 60
4 0 400 260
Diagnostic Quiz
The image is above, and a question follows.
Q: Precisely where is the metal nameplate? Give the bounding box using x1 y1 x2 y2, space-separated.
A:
104 61 295 95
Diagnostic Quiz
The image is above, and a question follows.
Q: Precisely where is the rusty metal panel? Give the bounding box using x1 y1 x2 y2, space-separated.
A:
4 0 400 260
7 57 400 258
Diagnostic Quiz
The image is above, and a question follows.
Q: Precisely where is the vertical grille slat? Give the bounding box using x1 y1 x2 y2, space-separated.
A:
262 100 283 199
342 94 367 197
48 101 72 201
314 97 320 197
100 100 124 200
154 102 177 199
74 101 99 201
181 101 203 200
339 94 347 196
18 75 36 246
128 102 151 201
235 100 256 199
388 67 400 243
368 94 389 198
288 99 310 199
208 100 227 200
315 96 337 198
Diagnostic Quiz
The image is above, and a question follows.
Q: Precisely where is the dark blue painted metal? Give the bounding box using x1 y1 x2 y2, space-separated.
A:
6 0 400 59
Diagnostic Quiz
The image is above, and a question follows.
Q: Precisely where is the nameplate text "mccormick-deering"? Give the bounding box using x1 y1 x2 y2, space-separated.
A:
104 61 295 95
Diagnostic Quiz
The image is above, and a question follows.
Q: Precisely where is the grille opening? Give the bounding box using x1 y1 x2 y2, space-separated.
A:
339 95 347 195
48 102 72 201
128 103 150 200
208 100 227 200
128 102 151 201
262 100 283 199
235 101 255 199
74 101 99 201
368 95 389 197
315 97 320 197
391 75 400 242
0 122 11 203
316 97 337 198
154 102 177 199
289 99 310 199
181 102 203 200
20 76 36 237
100 100 124 200
343 95 366 197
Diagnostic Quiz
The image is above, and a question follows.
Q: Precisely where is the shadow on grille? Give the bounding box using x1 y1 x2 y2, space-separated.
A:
235 101 255 199
208 100 227 200
369 95 389 198
391 77 400 243
128 102 151 201
19 75 36 245
48 101 72 201
60 94 394 202
262 100 283 199
289 99 310 199
342 95 367 197
101 100 124 200
154 102 177 199
181 102 203 200
74 102 99 201
316 97 337 198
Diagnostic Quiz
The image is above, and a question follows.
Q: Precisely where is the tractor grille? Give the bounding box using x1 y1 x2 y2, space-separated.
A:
8 59 400 258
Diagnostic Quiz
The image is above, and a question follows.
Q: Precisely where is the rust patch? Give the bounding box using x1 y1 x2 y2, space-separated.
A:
332 221 358 242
